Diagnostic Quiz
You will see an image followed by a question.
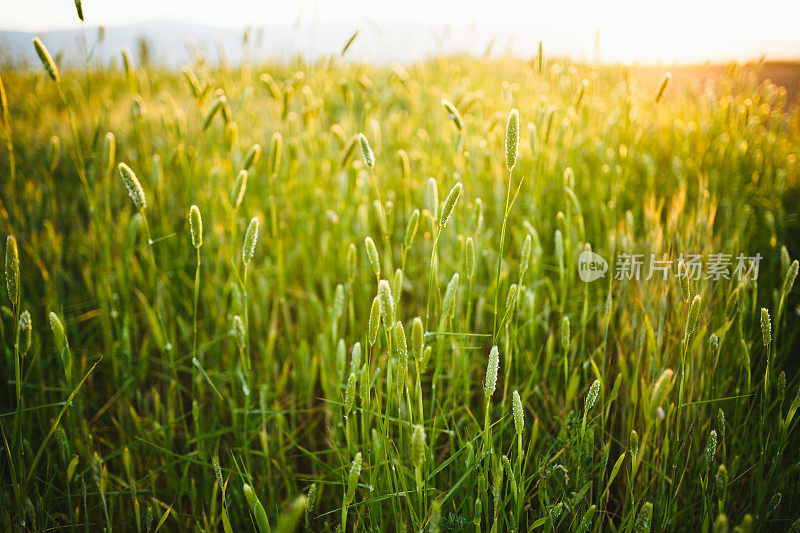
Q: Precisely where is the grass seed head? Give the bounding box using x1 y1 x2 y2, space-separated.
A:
118 163 147 211
441 98 463 131
378 279 394 329
704 430 717 469
630 429 639 458
365 236 380 277
242 217 259 265
341 134 358 167
412 424 426 466
505 108 519 170
5 235 19 303
404 209 420 249
232 169 248 208
368 296 380 346
359 133 374 168
634 502 653 533
686 295 701 338
441 273 459 321
466 237 476 279
188 205 203 249
203 95 226 130
783 260 798 295
651 368 673 408
345 452 363 504
585 379 601 411
392 320 408 394
18 310 32 356
560 316 570 350
242 144 261 171
655 72 672 103
760 307 771 346
512 390 524 435
344 372 356 414
33 38 59 82
426 177 439 219
485 345 499 398
269 132 282 176
438 182 462 228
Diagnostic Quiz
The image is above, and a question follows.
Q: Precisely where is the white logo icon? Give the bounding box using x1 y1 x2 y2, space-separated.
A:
578 251 608 282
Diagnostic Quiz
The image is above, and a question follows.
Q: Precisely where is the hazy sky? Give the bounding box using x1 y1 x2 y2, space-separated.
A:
2 0 799 62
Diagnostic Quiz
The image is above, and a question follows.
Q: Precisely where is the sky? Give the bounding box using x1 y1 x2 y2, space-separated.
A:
1 0 799 63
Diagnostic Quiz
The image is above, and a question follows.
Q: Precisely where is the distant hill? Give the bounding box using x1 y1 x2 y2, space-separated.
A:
3 19 799 69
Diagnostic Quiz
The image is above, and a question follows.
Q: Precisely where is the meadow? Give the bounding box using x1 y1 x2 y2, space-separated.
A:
1 36 800 532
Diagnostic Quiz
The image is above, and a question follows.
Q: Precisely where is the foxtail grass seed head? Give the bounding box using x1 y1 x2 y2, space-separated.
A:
630 429 639 458
716 464 728 501
404 209 420 249
202 95 226 130
242 217 259 265
378 279 394 329
709 333 719 356
634 502 653 533
655 72 672 103
392 268 403 305
359 133 374 168
430 500 442 533
392 320 408 395
466 237 476 279
438 182 462 228
74 0 84 21
269 132 282 176
33 38 59 82
18 310 32 356
651 368 673 407
585 379 601 411
345 452 362 504
412 316 424 361
783 260 798 295
760 307 771 346
188 205 202 249
554 229 564 263
118 163 147 212
306 484 318 513
344 372 356 414
5 235 19 303
678 261 691 302
578 504 596 533
368 296 380 346
422 345 432 369
441 98 463 131
232 169 248 208
426 177 439 219
0 74 8 125
242 144 261 171
233 315 245 348
103 132 116 175
485 345 499 398
412 424 426 466
560 316 570 350
49 311 67 354
365 236 380 277
704 430 717 468
686 294 701 338
520 234 532 280
441 273 459 321
725 287 739 322
341 134 358 167
505 108 519 170
512 390 524 435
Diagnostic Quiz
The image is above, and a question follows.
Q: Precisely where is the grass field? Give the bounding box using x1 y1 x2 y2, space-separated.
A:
1 39 800 532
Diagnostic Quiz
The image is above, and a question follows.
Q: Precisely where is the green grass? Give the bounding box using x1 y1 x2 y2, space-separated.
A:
1 42 800 531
